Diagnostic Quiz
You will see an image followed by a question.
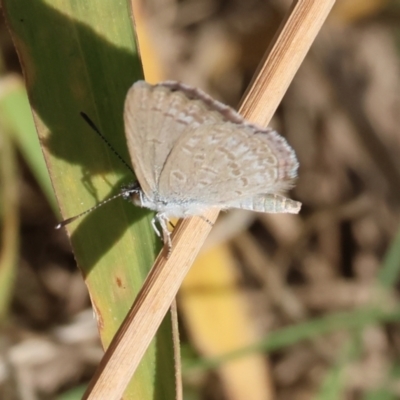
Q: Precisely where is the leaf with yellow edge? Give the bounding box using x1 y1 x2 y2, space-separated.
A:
2 1 176 398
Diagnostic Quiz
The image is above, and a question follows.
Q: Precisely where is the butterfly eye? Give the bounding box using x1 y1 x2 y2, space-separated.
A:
130 192 142 207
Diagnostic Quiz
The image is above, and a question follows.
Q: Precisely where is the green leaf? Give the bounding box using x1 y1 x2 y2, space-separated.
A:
2 1 175 398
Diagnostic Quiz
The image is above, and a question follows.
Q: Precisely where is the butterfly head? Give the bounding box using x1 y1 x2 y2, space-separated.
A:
121 182 144 207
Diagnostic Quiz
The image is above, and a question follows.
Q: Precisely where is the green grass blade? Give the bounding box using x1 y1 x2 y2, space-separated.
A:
3 1 175 398
0 118 19 321
315 332 362 400
184 306 400 372
378 224 400 288
0 76 57 211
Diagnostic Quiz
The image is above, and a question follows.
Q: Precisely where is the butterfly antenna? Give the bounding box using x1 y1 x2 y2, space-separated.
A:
80 112 135 174
55 192 126 229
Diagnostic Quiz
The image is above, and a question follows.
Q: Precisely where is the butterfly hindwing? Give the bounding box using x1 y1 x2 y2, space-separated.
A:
157 121 298 206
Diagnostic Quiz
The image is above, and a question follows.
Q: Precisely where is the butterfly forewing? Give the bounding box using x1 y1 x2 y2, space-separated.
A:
124 81 157 197
124 81 228 199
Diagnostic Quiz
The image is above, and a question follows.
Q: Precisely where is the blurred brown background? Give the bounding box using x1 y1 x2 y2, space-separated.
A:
1 0 400 399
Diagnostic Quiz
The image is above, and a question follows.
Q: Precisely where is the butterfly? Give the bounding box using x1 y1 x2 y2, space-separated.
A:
121 81 301 249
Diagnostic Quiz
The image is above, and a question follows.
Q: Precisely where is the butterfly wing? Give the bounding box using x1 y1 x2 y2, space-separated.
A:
157 121 298 207
124 81 228 199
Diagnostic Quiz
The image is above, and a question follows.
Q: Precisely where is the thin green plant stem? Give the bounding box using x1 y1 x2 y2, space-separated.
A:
378 225 400 288
184 306 400 372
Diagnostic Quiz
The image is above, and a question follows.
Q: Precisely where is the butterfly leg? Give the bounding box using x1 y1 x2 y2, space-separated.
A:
151 217 162 238
168 221 176 229
155 213 172 257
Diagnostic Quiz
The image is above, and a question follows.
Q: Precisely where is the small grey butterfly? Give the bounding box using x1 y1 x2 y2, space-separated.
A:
58 81 301 251
122 81 301 248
